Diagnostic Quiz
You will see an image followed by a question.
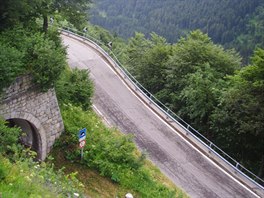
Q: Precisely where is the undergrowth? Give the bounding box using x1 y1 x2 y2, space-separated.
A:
0 119 85 198
55 104 188 197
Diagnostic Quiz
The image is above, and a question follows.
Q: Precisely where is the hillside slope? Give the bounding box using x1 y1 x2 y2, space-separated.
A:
90 0 264 59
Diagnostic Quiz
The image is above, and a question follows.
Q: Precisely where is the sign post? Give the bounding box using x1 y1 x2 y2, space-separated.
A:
79 128 87 161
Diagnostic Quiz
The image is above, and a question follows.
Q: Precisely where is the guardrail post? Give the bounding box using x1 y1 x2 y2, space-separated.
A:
208 142 213 153
186 125 190 135
149 95 152 105
234 163 240 174
166 109 170 119
236 163 239 169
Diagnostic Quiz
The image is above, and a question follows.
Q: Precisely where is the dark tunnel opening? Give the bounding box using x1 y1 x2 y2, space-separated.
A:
7 118 41 159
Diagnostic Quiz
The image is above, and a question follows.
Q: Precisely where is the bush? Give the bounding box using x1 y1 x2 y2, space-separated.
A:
26 32 67 91
56 68 94 110
0 27 66 92
0 42 24 92
0 119 22 156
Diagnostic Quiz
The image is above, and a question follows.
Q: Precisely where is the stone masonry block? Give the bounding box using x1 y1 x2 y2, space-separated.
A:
0 74 64 160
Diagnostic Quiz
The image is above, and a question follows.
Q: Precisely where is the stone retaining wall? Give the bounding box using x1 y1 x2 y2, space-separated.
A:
0 75 64 160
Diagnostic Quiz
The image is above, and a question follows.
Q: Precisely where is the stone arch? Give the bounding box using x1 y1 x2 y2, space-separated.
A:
0 75 64 160
3 111 47 160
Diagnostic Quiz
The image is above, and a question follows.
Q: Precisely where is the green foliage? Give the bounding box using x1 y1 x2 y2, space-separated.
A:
124 30 241 136
0 154 85 197
234 5 264 63
58 104 177 197
211 49 264 176
60 104 143 173
179 64 225 135
26 32 66 91
112 27 263 176
126 32 152 76
139 44 170 94
0 119 21 156
0 0 41 30
54 0 92 30
56 67 94 110
0 0 92 32
163 31 241 130
0 27 66 92
0 42 24 92
106 29 241 143
126 32 171 94
91 0 263 60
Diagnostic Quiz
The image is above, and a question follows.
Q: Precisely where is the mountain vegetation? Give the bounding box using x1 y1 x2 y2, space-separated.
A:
89 0 264 180
105 29 263 180
69 21 264 182
1 0 263 194
0 0 187 197
90 0 264 62
57 18 264 182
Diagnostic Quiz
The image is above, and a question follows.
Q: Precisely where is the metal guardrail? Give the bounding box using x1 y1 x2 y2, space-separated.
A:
60 27 264 191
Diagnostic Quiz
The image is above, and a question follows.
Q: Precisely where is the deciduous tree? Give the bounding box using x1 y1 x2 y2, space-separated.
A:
211 48 264 177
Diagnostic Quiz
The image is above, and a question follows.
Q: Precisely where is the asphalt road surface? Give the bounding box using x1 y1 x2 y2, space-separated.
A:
61 34 259 198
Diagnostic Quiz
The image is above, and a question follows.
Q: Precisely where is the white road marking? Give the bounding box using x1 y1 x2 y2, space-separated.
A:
92 104 111 127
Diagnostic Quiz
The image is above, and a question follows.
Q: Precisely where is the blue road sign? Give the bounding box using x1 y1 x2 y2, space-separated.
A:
79 128 87 139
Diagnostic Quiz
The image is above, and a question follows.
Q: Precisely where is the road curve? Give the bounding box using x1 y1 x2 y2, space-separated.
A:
61 33 258 198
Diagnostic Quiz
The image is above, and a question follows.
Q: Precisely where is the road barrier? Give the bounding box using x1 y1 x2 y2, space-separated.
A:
60 27 264 196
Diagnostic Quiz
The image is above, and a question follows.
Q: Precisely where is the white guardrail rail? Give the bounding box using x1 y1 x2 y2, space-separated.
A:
60 27 264 196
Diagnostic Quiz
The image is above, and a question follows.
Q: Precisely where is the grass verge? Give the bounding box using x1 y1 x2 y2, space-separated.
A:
51 104 188 197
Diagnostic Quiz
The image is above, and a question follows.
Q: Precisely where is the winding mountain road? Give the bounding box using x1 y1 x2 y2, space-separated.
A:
61 33 260 198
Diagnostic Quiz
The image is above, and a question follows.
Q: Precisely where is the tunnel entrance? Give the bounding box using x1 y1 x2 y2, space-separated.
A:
7 118 41 159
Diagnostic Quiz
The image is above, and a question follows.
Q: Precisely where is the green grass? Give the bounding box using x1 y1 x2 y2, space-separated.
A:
0 118 86 198
51 104 188 198
0 154 84 198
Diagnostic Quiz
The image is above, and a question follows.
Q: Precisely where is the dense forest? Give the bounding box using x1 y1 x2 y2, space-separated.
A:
111 30 264 180
89 0 264 180
85 15 264 181
90 0 264 62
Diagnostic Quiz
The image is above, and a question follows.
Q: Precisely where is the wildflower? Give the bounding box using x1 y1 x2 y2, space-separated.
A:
34 165 40 169
25 176 31 182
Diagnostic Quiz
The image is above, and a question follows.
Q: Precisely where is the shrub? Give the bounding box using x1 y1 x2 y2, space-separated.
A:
56 68 94 110
26 32 66 91
0 42 24 92
0 119 22 156
0 27 66 92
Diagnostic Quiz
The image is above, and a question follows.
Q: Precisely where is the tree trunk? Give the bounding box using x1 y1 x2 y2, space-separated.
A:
43 15 48 33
